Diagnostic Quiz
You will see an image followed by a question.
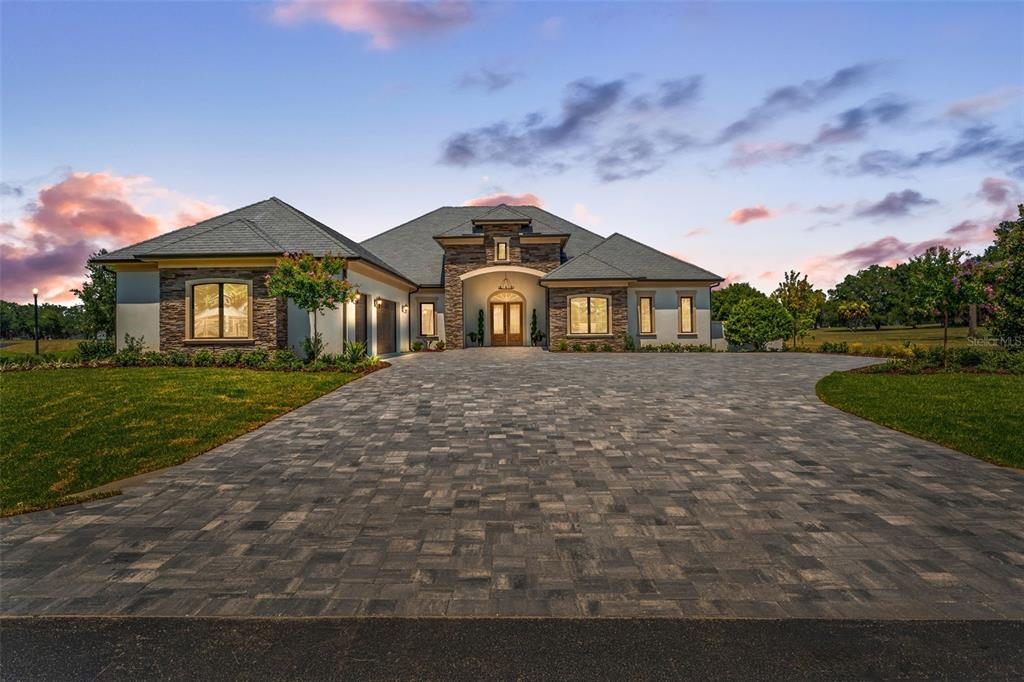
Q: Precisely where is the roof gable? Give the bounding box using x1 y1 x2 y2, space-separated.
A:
543 233 724 282
471 204 533 224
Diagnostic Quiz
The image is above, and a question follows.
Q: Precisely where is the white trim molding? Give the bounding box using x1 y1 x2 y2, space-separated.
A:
459 265 547 281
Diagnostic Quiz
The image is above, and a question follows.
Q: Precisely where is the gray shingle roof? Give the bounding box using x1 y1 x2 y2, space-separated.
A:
543 232 724 282
361 205 606 286
94 197 413 284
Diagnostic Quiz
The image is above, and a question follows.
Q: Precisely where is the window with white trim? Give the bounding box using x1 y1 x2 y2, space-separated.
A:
568 295 610 335
678 295 695 334
189 281 251 339
419 301 436 337
494 237 510 262
638 296 654 334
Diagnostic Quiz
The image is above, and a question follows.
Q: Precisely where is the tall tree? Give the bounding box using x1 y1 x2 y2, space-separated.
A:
980 204 1024 347
771 271 821 348
71 249 117 339
711 282 765 321
909 245 972 354
265 252 357 360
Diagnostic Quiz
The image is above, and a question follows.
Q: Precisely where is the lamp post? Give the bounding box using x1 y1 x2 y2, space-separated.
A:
32 288 39 355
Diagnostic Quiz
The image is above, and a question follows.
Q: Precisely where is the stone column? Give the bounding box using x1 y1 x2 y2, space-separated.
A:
444 269 464 348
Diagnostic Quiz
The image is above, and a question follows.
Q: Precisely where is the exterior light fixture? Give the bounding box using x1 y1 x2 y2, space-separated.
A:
374 298 383 308
401 304 409 313
498 276 514 291
32 288 40 355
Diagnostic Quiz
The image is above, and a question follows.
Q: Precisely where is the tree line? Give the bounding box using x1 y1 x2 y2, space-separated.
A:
713 206 1024 351
0 250 116 340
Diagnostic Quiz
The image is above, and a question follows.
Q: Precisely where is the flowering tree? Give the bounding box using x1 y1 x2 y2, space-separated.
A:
979 205 1024 347
909 245 976 354
265 252 357 360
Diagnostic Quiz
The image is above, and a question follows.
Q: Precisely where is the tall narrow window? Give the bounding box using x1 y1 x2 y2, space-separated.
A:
494 238 510 262
420 302 436 337
638 296 654 334
190 281 251 339
679 295 694 334
568 295 611 335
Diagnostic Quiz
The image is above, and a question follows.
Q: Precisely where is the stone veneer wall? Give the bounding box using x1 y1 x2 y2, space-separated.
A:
442 225 561 348
159 267 286 352
548 286 629 351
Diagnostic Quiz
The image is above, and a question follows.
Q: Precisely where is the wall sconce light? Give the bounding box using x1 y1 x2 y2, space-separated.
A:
401 304 409 314
374 298 383 308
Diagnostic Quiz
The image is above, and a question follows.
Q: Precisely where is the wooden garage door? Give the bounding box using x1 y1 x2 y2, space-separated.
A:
376 299 397 354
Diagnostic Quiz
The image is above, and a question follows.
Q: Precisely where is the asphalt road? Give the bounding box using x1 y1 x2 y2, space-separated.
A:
2 617 1022 681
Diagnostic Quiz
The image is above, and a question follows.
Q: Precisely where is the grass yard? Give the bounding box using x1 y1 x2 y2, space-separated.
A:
0 338 80 360
817 371 1024 469
0 367 360 515
798 325 986 349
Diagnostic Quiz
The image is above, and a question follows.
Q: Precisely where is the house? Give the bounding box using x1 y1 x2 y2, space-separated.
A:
95 197 724 355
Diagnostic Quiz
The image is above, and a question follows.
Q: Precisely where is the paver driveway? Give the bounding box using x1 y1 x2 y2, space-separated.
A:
3 349 1023 618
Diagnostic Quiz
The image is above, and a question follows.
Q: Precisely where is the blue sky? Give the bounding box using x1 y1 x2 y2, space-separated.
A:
2 0 1022 302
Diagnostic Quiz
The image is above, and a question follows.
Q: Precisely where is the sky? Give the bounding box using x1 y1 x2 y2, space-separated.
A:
2 0 1022 304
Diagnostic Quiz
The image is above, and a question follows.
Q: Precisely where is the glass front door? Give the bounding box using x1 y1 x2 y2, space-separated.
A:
489 302 523 346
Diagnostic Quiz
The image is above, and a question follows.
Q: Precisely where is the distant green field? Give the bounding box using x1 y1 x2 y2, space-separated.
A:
798 325 987 349
0 339 80 360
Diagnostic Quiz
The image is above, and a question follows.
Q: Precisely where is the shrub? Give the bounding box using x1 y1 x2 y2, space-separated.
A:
623 333 636 352
78 339 115 360
113 333 146 366
241 349 269 368
191 350 215 367
586 342 597 352
411 340 424 352
165 350 189 367
818 341 849 354
217 349 242 367
434 340 446 351
343 341 367 365
141 351 168 366
949 346 984 368
269 348 302 370
571 342 583 352
723 298 791 351
556 339 568 352
600 343 614 352
302 332 324 362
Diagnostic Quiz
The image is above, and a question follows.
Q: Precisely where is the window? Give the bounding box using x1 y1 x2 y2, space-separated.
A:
494 238 510 262
568 295 610 335
638 296 654 334
190 281 251 339
679 295 695 334
419 301 436 337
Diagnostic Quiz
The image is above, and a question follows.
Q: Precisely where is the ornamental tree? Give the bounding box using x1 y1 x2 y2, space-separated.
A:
711 282 766 321
838 300 870 330
981 205 1024 347
908 245 975 354
265 252 357 360
71 249 117 339
772 270 822 348
723 296 792 351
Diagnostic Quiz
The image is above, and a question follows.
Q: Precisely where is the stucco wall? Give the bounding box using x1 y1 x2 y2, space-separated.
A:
345 269 411 356
115 270 161 350
626 285 712 346
462 271 546 347
411 291 445 344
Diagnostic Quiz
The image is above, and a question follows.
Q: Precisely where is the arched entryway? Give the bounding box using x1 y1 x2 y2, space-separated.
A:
487 290 524 346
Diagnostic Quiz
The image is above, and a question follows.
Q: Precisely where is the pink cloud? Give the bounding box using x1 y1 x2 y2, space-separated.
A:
271 0 474 49
464 192 544 207
720 271 746 286
978 177 1018 206
726 142 810 168
727 204 776 225
684 227 708 238
946 86 1023 118
0 171 221 304
758 271 778 281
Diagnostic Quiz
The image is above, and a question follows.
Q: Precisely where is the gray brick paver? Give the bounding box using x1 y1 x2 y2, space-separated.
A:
2 349 1022 617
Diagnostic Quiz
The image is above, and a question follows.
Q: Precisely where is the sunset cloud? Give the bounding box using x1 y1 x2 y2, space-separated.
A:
271 0 474 49
977 177 1018 206
573 203 600 226
0 171 221 303
684 227 708 238
946 86 1023 118
727 205 776 225
726 142 811 168
464 192 543 207
853 189 938 218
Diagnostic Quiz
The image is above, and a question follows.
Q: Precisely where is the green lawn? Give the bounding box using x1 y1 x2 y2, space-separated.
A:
798 325 986 349
0 367 359 515
0 338 80 360
817 371 1024 469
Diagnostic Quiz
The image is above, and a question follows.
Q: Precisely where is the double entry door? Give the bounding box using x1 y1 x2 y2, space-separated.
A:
490 301 523 346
